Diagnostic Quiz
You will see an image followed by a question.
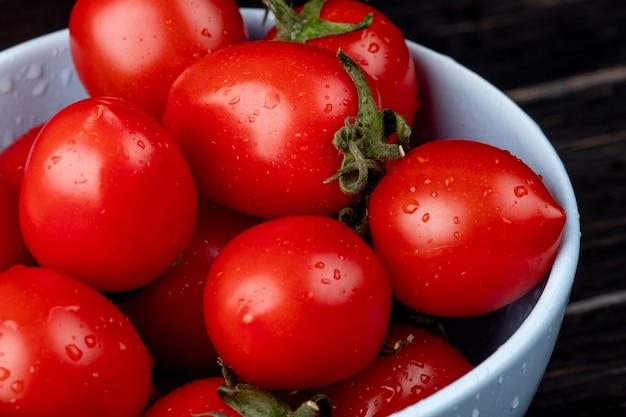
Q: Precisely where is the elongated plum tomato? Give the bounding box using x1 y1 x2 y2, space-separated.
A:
203 215 393 390
368 139 567 317
19 97 198 292
69 0 247 119
0 266 153 417
163 40 366 219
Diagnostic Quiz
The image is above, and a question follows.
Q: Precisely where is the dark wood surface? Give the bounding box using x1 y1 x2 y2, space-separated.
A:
2 0 625 415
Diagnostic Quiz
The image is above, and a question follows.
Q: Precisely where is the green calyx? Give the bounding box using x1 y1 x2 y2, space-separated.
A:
193 358 333 417
262 0 374 43
326 49 411 196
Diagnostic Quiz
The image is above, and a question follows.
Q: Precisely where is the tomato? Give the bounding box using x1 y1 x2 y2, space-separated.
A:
143 377 238 417
203 215 392 391
368 139 567 317
0 178 34 271
163 40 369 219
0 124 42 193
0 265 153 417
69 0 247 119
19 97 198 292
298 323 473 416
264 0 419 125
119 198 262 378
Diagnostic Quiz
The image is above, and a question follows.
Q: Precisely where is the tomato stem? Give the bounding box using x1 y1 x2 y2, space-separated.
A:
326 49 411 195
263 0 373 42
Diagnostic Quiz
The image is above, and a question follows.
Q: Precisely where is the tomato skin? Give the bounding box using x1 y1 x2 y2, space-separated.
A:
19 97 198 292
0 266 153 417
119 198 262 377
163 40 363 219
368 139 567 317
266 0 419 125
0 178 34 271
0 124 42 193
143 377 238 417
298 323 473 416
203 215 393 391
69 0 247 119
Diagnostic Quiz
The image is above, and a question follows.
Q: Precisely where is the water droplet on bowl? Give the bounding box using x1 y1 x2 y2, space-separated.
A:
0 76 13 94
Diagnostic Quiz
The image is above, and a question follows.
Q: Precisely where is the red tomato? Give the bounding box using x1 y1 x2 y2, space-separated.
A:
368 139 567 317
163 40 367 219
298 323 473 416
0 124 42 193
69 0 247 119
143 377 238 417
119 198 262 377
0 178 34 271
203 215 393 391
0 266 153 417
265 0 419 125
19 97 198 292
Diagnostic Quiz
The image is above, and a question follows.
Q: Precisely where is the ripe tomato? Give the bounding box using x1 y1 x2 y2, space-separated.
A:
368 139 567 317
203 215 393 391
0 266 153 417
0 178 34 271
298 323 473 416
19 97 198 292
119 198 262 377
163 40 368 219
0 124 42 193
143 377 238 417
69 0 247 119
265 0 419 125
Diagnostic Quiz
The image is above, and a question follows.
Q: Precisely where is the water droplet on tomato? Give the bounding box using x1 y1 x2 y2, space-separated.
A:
228 95 240 105
201 28 212 38
51 155 62 164
368 42 380 53
430 190 438 198
483 187 493 197
320 278 331 285
65 344 83 361
514 185 528 197
119 342 127 351
323 103 333 113
454 231 462 240
84 335 97 348
314 261 325 269
10 380 24 394
422 213 430 223
411 385 424 395
402 198 420 214
136 140 145 149
420 373 432 384
0 366 10 381
453 216 461 224
333 269 341 280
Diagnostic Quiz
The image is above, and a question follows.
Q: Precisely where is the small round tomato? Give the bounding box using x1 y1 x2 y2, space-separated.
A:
143 377 238 417
298 323 473 416
0 266 153 417
69 0 248 119
0 178 34 271
119 198 262 377
368 139 567 317
265 0 419 125
19 97 198 292
0 124 42 193
163 40 367 219
203 215 392 391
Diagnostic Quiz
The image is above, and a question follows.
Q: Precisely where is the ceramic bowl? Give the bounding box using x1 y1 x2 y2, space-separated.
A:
0 7 580 417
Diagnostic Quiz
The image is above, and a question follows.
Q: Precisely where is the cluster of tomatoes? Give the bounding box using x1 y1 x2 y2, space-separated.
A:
0 0 567 416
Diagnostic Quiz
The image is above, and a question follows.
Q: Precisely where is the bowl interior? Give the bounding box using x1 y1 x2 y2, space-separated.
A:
0 7 580 417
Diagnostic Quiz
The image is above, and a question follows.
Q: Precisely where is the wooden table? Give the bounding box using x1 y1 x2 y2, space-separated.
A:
2 0 624 415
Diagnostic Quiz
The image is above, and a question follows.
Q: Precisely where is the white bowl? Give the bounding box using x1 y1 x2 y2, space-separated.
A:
0 8 580 417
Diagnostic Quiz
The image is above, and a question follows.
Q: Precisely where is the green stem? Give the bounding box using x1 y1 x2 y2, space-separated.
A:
262 0 373 42
326 49 411 195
